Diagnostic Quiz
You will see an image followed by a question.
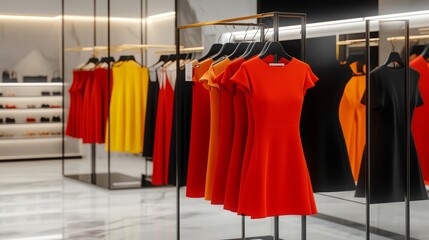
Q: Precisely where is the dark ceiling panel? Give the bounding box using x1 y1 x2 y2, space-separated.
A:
258 0 378 23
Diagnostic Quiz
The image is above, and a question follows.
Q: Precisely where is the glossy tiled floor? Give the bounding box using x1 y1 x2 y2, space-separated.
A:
0 160 427 240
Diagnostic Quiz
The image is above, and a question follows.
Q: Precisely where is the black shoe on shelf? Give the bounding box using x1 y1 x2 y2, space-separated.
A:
41 91 50 96
52 116 61 122
5 117 15 124
0 104 3 109
52 91 62 96
40 117 50 123
41 104 50 108
0 118 3 124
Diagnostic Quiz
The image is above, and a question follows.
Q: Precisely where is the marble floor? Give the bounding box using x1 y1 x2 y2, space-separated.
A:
0 159 428 240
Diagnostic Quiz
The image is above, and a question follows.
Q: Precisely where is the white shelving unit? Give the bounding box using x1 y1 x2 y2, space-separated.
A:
0 82 82 160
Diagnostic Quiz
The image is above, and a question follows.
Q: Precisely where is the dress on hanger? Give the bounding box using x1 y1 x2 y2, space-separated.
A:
211 58 243 205
66 70 80 138
233 55 318 219
355 65 428 204
82 70 95 143
89 67 113 144
142 69 160 157
199 58 231 200
152 65 175 185
300 60 356 192
219 57 248 211
106 60 148 153
338 62 366 181
168 68 193 186
186 59 213 197
411 55 429 184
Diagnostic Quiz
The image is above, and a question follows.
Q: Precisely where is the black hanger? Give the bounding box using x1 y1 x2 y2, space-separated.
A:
198 43 223 62
211 42 237 61
420 45 429 60
227 42 250 60
179 53 188 60
242 42 265 60
258 41 292 62
87 57 99 64
345 53 365 74
100 56 115 63
118 55 136 62
383 51 404 67
346 53 365 65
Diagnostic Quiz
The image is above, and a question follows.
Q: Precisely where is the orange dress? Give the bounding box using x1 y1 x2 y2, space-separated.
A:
338 62 366 181
186 59 213 197
233 56 318 219
199 58 231 200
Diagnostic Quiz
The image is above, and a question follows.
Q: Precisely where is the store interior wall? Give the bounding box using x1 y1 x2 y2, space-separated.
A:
178 0 257 56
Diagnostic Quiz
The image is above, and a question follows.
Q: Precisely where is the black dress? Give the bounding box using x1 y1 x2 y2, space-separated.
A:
168 69 193 186
142 69 159 158
300 60 356 192
355 65 428 204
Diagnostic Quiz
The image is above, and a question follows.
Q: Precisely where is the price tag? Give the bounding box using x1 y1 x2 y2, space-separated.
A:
185 63 193 82
268 63 285 67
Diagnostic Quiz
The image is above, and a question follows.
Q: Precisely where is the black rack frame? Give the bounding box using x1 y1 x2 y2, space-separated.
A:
61 0 158 190
364 19 411 240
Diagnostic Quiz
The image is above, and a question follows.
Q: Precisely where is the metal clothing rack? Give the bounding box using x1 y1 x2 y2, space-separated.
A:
175 11 307 240
364 19 411 240
61 0 165 190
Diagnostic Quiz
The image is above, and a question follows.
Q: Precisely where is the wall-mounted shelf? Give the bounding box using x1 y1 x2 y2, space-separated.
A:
0 81 81 160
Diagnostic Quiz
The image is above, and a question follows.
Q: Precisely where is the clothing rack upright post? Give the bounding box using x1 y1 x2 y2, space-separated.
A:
364 19 411 240
90 0 97 185
175 11 307 240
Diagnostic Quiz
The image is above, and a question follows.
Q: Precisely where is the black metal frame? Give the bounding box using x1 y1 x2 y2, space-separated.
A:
175 11 306 240
365 19 411 240
61 0 158 190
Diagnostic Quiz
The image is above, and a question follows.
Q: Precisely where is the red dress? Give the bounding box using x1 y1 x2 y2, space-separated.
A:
220 58 247 211
82 70 95 143
90 68 113 144
232 56 318 219
411 56 429 184
152 68 175 185
74 70 87 139
66 70 79 138
211 59 242 205
186 59 213 197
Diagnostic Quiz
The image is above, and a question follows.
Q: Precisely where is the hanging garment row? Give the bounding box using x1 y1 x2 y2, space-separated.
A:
66 56 149 154
66 57 113 144
177 41 319 219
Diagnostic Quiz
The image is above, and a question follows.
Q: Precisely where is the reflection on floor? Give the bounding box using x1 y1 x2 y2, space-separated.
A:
0 160 427 240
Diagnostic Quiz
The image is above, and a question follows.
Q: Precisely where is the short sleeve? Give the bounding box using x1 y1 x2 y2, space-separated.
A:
231 65 251 94
304 66 319 91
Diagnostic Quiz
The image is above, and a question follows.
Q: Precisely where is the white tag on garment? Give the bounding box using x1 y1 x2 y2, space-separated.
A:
185 62 193 82
268 63 285 67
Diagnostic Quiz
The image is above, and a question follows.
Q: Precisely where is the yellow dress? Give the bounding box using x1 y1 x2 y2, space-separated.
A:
106 60 149 154
339 62 366 181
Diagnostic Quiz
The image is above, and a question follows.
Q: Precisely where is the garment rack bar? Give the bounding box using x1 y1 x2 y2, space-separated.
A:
177 12 305 29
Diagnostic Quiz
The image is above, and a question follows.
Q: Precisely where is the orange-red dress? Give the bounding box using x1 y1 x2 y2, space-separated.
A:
232 55 318 219
186 59 213 197
220 58 248 211
200 58 231 200
152 67 175 185
411 56 429 185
